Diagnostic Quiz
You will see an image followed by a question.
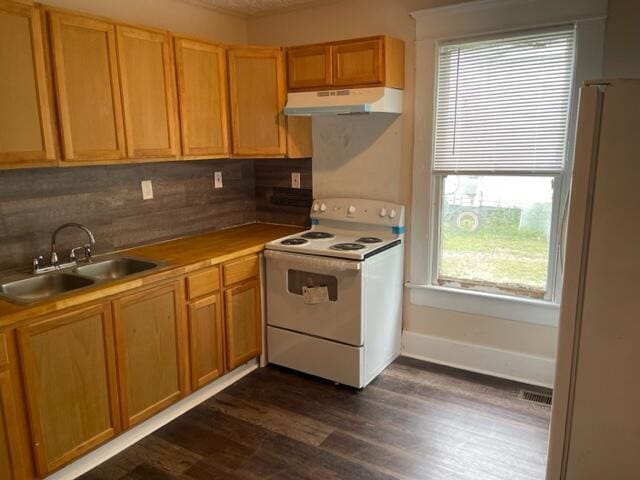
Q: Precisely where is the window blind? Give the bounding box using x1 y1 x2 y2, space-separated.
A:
433 28 575 173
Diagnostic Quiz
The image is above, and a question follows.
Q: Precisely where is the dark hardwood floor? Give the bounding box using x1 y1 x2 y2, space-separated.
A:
80 357 551 480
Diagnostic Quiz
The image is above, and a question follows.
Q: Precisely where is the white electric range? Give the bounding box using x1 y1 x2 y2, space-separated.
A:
265 197 405 388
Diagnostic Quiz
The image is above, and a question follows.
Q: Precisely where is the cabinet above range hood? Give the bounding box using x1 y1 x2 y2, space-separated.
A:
284 87 403 116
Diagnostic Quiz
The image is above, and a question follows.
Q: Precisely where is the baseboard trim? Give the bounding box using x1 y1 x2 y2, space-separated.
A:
401 331 555 388
46 360 259 480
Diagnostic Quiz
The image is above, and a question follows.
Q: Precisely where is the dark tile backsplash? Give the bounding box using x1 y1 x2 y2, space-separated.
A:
255 158 313 227
0 158 312 272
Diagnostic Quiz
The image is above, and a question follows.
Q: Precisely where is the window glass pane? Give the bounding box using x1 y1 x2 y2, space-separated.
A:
438 175 554 296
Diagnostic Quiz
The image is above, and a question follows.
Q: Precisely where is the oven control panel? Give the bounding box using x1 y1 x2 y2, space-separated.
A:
310 198 405 228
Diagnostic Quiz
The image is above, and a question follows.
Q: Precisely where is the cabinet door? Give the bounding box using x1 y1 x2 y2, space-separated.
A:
17 304 121 476
286 44 332 90
49 12 125 162
188 294 225 389
332 38 383 87
0 332 31 480
224 279 262 370
286 116 313 158
0 1 56 167
175 38 229 158
228 47 286 157
0 370 23 479
116 25 179 159
112 282 187 428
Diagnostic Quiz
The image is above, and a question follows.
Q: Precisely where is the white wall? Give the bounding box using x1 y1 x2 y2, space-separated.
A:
248 0 565 385
43 0 248 44
603 0 640 77
248 0 456 205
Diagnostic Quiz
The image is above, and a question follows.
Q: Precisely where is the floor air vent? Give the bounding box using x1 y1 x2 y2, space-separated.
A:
519 389 552 406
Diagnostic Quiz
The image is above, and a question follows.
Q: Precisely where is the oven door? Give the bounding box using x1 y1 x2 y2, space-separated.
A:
265 250 363 346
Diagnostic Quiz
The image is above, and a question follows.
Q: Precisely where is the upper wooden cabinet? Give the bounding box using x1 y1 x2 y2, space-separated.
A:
116 25 179 159
175 37 230 158
333 38 384 87
49 11 126 163
1 2 321 168
286 116 313 158
286 44 332 90
17 303 121 476
227 46 286 157
112 281 187 429
0 1 56 168
286 35 404 91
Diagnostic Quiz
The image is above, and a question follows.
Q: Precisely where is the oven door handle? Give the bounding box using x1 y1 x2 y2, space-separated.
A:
264 250 361 272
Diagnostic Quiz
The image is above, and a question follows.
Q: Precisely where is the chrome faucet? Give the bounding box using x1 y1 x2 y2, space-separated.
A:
32 223 96 274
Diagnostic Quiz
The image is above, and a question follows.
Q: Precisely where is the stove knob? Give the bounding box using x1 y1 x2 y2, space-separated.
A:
379 208 388 217
348 205 356 214
320 203 327 212
389 209 397 219
312 203 319 212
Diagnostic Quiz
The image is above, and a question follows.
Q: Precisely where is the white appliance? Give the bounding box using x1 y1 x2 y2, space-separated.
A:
265 197 405 388
284 87 403 116
547 80 640 480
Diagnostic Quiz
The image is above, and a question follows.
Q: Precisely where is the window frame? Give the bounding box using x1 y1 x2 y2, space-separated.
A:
407 5 607 327
426 27 578 303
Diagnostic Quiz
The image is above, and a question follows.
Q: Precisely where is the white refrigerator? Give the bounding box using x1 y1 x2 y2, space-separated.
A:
547 79 640 480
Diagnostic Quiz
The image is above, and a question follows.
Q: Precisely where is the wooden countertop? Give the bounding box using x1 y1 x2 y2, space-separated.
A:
0 223 301 329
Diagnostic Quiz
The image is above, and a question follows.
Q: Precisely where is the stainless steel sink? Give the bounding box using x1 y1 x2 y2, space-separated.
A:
0 273 95 305
73 257 159 281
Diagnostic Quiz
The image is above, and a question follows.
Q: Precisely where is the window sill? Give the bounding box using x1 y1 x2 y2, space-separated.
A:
406 282 560 327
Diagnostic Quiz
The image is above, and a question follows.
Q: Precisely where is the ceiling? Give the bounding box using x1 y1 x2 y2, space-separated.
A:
184 0 325 17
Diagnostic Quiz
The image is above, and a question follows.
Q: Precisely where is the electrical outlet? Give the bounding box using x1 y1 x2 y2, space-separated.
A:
141 180 153 200
214 171 223 189
291 172 301 189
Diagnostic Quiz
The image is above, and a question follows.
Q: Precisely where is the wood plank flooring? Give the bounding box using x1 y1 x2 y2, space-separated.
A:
80 357 551 480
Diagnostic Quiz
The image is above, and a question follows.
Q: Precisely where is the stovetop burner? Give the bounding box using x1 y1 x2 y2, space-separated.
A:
356 237 383 244
330 243 366 251
281 238 308 246
302 231 335 240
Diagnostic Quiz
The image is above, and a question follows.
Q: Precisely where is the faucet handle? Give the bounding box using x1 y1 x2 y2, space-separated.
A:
69 246 83 262
70 244 92 263
32 255 44 273
50 251 59 267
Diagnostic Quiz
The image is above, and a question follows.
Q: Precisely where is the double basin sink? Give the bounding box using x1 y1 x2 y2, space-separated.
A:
0 257 163 305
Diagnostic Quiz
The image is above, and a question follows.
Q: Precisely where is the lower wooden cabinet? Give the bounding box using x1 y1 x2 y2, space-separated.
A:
17 303 121 476
112 281 188 428
5 254 265 477
188 293 225 389
224 278 262 370
0 331 31 480
0 370 23 479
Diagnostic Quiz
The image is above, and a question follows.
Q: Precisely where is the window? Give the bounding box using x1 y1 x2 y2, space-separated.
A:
430 28 576 300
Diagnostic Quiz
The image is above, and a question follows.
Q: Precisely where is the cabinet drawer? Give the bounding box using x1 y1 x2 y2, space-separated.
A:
186 266 220 300
223 255 259 287
0 333 7 369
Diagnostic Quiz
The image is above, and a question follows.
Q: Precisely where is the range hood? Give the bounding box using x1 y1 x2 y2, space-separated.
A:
284 87 403 116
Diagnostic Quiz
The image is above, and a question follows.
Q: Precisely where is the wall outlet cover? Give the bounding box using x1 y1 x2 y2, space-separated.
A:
291 172 301 189
214 171 223 189
141 180 153 200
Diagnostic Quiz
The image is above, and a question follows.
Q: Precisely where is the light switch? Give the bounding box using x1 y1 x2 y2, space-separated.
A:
291 172 301 189
141 180 153 200
214 171 223 189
